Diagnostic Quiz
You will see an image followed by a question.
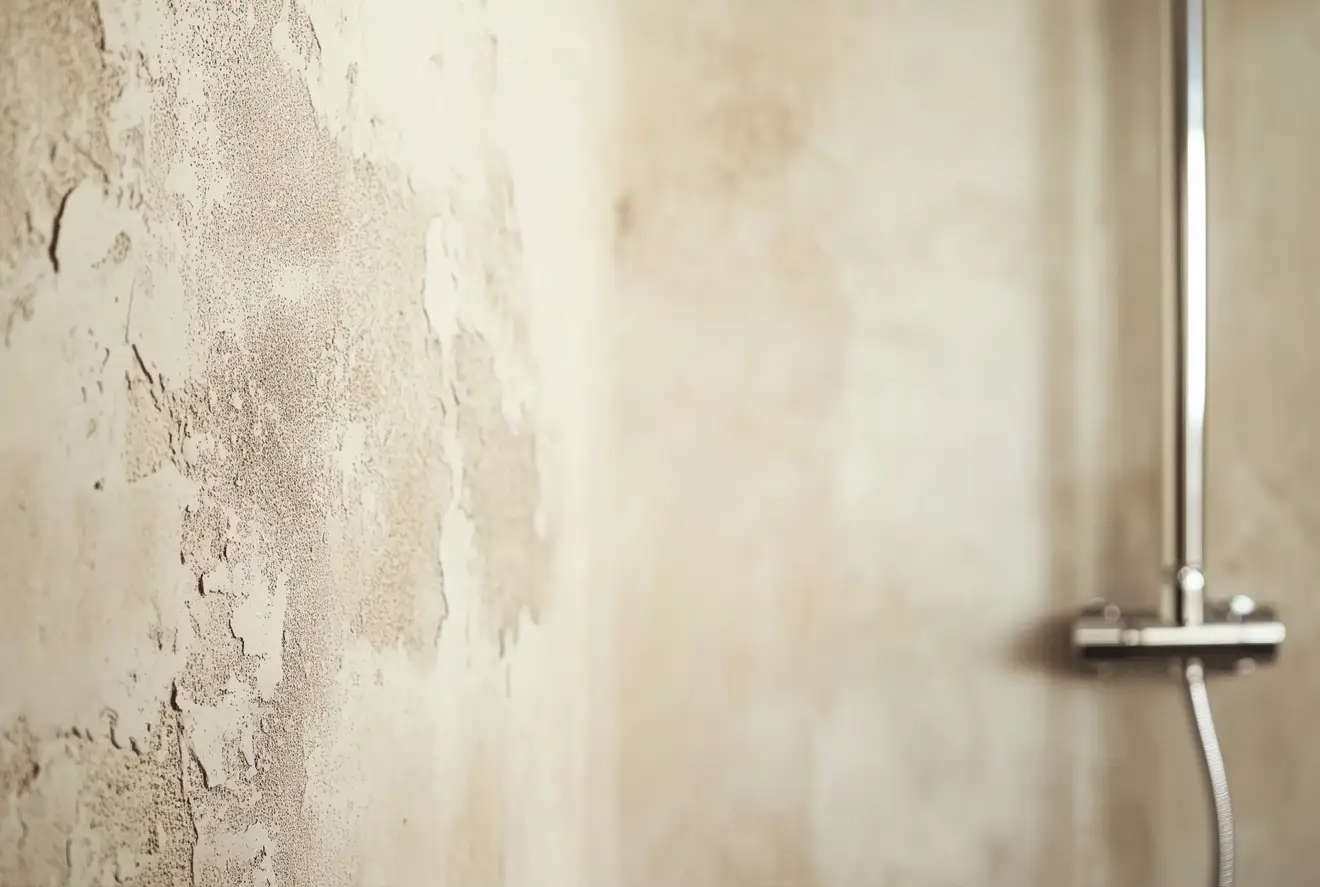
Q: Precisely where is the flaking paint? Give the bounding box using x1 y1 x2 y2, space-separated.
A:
5 1 1320 886
2 0 582 883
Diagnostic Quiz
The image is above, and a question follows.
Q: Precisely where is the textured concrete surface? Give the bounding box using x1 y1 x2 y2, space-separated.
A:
2 0 1317 885
1 0 601 883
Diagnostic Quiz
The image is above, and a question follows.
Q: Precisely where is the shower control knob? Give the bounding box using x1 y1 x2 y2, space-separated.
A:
1227 595 1257 618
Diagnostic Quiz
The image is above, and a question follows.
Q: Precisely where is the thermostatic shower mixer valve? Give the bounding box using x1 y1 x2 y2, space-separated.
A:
1072 568 1286 671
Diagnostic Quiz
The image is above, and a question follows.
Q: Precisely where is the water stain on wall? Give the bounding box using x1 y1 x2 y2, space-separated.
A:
1 0 121 339
455 328 549 645
606 1 858 885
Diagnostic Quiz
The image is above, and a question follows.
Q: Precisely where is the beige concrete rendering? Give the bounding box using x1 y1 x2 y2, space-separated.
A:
2 1 1316 885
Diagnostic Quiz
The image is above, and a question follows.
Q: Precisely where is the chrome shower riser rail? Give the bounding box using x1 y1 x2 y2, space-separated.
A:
1070 0 1285 668
1171 0 1210 615
1067 1 1285 885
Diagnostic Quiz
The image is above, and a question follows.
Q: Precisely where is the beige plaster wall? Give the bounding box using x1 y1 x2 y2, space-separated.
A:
3 1 1317 886
593 1 1319 885
1 0 604 883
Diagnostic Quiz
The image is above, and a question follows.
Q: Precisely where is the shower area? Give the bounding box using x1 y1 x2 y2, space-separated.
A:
2 0 1316 885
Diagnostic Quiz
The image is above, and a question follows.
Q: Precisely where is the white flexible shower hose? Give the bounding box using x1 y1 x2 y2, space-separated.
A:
1184 657 1234 887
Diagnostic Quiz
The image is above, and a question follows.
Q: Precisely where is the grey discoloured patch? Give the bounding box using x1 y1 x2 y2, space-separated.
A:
179 503 231 578
3 0 476 880
0 0 118 334
455 326 548 641
127 1 443 880
0 720 41 799
122 362 177 482
97 230 134 266
608 3 856 885
0 709 196 887
614 0 850 252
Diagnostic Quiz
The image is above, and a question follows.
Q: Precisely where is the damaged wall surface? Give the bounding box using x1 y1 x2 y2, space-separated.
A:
1 0 602 883
4 1 1319 887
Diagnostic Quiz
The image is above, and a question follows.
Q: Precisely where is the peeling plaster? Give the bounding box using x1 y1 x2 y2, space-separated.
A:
2 0 585 882
24 1 1320 886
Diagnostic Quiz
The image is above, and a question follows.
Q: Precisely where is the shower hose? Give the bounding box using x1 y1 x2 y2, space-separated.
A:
1184 657 1234 887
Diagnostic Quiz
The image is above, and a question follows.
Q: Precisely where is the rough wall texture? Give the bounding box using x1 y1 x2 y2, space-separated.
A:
3 1 1319 886
1 0 602 884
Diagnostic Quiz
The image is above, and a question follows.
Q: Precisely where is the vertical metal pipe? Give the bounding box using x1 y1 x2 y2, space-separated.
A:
1171 0 1208 625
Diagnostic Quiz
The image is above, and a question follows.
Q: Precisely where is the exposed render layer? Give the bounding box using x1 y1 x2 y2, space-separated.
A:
5 1 1320 886
1 0 598 884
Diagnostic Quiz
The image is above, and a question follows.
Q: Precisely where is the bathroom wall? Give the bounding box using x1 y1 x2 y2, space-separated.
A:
3 2 1317 887
1 0 604 883
594 1 1320 885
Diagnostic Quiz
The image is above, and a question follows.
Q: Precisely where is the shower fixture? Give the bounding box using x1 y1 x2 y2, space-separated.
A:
1068 1 1284 885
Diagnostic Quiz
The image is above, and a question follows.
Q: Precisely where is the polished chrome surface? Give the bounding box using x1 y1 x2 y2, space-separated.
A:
1177 565 1208 626
1073 601 1284 669
1171 0 1208 625
1066 4 1290 884
1071 0 1284 670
